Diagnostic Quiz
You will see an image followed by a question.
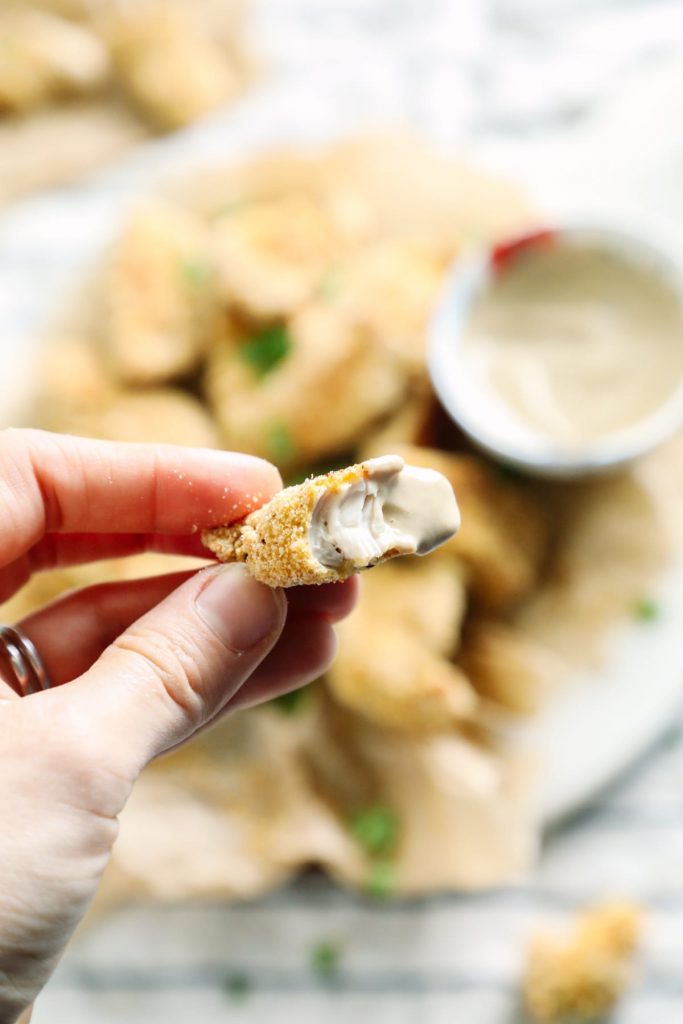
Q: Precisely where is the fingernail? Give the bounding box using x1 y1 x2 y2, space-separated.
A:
196 564 284 652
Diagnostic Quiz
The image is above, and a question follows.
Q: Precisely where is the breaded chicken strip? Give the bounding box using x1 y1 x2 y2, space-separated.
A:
205 303 407 468
0 7 110 113
364 444 549 612
203 455 459 587
326 558 476 733
211 195 344 319
103 200 214 385
101 2 239 129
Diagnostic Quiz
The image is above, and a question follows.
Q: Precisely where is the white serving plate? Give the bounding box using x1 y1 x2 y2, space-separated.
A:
3 69 683 833
524 556 683 825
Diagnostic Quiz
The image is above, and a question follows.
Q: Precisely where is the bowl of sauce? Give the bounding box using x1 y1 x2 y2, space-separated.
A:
428 225 683 477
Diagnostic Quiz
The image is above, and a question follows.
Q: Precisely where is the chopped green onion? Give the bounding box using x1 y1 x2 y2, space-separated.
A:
365 859 395 901
349 806 399 858
317 267 343 301
223 971 250 1001
311 940 341 980
494 460 528 483
215 198 251 218
267 422 296 464
634 597 660 622
272 686 310 715
241 323 291 378
181 258 211 288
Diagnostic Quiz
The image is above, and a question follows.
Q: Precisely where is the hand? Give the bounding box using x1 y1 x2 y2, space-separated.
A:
0 430 357 1023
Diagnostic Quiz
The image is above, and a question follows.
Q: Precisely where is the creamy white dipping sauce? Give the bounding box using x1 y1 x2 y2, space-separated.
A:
310 455 460 570
462 239 683 451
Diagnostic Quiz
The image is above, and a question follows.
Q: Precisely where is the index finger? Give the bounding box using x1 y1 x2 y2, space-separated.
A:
0 429 281 566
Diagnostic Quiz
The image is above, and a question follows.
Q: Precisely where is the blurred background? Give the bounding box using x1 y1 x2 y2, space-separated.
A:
3 1 683 1022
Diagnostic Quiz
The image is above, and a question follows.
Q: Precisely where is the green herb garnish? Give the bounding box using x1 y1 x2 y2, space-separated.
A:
241 323 291 378
267 422 296 464
181 258 211 288
272 686 310 715
311 940 341 980
349 806 399 858
634 597 660 622
317 266 343 301
494 460 528 483
365 859 395 901
222 971 251 1001
215 198 251 219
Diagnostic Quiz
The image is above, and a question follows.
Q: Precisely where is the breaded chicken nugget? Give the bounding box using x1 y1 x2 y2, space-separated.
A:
338 240 451 371
326 558 475 733
46 387 219 449
205 302 408 468
0 7 110 113
203 454 459 587
211 195 343 319
458 620 563 715
102 2 238 129
103 199 214 385
36 335 115 424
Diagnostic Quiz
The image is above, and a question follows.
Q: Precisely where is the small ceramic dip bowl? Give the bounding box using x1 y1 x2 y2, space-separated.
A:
428 224 683 478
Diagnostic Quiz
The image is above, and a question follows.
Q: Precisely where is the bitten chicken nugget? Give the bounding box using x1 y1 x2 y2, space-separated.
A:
103 199 214 385
203 454 460 587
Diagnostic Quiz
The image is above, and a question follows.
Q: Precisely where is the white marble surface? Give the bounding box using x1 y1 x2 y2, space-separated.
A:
31 720 683 1022
4 1 683 1020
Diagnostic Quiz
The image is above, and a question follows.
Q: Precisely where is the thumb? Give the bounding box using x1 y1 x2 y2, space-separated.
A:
72 563 286 776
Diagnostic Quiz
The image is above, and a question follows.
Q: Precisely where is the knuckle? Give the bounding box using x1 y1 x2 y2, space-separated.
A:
112 624 210 727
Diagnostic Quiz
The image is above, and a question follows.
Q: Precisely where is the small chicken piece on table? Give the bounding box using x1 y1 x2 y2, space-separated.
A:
203 454 459 587
523 900 644 1023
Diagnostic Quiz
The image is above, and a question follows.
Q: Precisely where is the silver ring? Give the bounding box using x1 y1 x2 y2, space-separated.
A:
0 625 52 697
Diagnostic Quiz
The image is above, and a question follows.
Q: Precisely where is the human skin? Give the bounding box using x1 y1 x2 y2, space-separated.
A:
0 430 357 1024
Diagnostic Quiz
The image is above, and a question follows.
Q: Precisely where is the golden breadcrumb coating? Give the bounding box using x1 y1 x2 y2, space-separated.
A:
203 460 402 587
523 900 644 1023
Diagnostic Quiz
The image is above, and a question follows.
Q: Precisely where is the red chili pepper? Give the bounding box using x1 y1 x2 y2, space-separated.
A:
491 228 556 273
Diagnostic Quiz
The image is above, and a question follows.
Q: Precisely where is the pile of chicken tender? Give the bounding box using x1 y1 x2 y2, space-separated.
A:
0 0 248 203
10 138 672 901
